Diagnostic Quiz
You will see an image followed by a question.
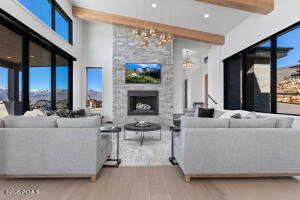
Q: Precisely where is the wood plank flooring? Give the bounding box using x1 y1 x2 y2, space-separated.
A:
1 166 300 200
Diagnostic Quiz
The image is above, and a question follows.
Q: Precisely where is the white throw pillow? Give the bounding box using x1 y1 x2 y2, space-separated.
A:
24 109 46 117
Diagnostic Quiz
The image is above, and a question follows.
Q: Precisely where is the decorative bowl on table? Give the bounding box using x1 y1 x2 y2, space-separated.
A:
135 121 152 127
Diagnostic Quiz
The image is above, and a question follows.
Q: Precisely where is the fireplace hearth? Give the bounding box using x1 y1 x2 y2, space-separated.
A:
128 91 159 115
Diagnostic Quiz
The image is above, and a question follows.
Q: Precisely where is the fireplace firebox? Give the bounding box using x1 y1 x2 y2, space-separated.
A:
128 91 159 115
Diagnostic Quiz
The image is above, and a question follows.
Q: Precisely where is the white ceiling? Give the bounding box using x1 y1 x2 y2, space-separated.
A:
70 0 251 35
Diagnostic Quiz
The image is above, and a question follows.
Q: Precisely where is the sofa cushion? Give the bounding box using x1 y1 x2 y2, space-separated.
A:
197 108 214 118
57 116 101 128
0 119 4 128
275 117 294 128
4 116 57 128
181 117 229 128
230 118 276 128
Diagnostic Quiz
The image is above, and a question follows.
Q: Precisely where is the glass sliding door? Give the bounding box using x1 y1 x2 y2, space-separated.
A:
244 40 272 113
0 24 23 116
277 26 300 114
56 54 69 110
29 42 51 111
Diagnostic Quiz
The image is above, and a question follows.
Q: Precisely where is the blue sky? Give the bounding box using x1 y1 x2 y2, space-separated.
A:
125 63 161 71
87 68 103 92
277 27 300 68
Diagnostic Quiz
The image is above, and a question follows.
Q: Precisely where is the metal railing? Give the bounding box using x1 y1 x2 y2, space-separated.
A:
208 94 218 105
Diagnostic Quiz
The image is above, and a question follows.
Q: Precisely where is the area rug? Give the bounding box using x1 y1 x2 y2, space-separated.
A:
110 129 172 166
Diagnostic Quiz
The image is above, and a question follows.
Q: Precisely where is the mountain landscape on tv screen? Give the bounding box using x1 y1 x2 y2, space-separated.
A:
125 63 161 84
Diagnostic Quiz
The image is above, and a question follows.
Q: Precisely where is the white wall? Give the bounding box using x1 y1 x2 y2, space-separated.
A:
80 21 114 121
208 0 300 109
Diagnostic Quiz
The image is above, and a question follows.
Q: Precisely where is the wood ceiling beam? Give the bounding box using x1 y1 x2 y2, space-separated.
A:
72 6 225 45
196 0 274 15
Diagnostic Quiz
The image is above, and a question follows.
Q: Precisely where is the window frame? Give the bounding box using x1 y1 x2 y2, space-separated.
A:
86 67 104 111
223 21 300 116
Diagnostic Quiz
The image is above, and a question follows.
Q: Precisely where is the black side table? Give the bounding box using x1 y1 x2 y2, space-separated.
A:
169 126 180 165
100 126 121 167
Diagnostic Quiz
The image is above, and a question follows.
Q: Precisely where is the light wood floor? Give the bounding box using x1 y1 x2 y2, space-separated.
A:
1 166 300 200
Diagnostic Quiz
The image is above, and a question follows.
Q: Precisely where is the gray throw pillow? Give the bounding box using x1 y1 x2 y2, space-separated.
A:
231 113 241 119
230 118 276 128
275 117 294 128
57 116 101 128
4 116 57 128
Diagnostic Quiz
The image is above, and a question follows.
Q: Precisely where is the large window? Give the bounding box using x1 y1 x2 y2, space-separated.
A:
277 26 300 115
0 9 74 116
29 42 51 111
18 0 52 28
17 0 72 44
56 55 69 110
86 68 103 111
0 25 23 116
224 22 300 115
55 9 70 42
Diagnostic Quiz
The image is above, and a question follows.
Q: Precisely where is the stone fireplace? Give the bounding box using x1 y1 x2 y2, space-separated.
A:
113 25 174 127
128 91 159 116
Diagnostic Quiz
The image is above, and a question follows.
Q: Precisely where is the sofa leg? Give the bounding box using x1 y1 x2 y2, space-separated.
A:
184 175 191 183
90 175 97 182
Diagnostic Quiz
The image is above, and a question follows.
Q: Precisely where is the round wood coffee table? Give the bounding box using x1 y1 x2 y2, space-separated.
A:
124 123 161 146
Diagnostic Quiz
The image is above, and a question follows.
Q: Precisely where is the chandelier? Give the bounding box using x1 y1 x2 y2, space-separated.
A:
132 0 174 48
183 50 193 68
133 29 174 48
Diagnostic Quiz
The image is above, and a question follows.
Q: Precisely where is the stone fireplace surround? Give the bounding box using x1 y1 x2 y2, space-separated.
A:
113 25 174 128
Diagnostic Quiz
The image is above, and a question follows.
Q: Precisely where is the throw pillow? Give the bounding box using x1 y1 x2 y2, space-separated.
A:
24 109 46 117
231 113 241 119
243 112 264 119
197 108 214 118
213 109 225 119
275 117 294 128
219 110 250 119
230 118 276 128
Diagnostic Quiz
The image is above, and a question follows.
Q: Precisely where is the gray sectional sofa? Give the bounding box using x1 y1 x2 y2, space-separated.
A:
175 114 300 182
0 116 111 182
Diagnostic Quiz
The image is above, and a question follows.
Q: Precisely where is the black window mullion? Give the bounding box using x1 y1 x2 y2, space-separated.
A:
270 36 277 114
69 19 73 45
51 0 55 31
68 61 73 110
22 36 29 113
51 53 56 110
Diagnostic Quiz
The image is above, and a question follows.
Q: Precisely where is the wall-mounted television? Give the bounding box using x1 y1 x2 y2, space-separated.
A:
125 63 161 84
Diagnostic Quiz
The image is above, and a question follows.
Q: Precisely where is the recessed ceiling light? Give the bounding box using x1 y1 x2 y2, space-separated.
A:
151 3 157 8
204 14 210 18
